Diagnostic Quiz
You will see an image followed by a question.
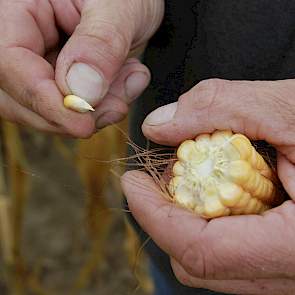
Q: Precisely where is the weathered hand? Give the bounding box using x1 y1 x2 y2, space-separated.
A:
0 0 163 136
122 79 295 294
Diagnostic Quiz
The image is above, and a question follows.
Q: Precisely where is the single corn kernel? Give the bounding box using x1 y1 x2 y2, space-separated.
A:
64 95 95 113
218 182 243 207
172 161 186 176
169 130 277 219
203 195 229 217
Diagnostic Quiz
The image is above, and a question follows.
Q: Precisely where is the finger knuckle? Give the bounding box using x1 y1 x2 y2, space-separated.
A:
194 79 226 108
180 242 208 279
76 20 130 63
26 84 51 117
180 236 221 280
178 78 226 113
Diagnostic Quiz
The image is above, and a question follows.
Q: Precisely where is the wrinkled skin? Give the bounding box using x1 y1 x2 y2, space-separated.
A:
122 79 295 294
0 0 163 137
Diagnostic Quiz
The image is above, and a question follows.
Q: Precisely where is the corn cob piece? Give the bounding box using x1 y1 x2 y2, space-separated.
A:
169 130 278 219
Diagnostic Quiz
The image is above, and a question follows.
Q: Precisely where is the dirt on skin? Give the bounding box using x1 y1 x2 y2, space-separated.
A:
0 130 152 295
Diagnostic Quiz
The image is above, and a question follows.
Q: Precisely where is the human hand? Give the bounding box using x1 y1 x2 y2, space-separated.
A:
122 79 295 294
0 0 164 137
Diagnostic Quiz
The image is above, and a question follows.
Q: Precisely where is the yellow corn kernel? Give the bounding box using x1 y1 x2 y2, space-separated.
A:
172 161 186 176
211 130 233 144
203 194 230 218
64 95 95 113
177 140 203 163
218 182 243 207
227 160 275 202
169 130 278 219
230 134 273 179
233 192 252 208
230 134 252 160
249 147 274 179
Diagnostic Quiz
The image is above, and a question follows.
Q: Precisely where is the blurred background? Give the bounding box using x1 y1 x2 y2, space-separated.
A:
0 119 154 295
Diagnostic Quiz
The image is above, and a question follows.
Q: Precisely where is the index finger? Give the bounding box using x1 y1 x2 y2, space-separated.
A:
142 79 295 147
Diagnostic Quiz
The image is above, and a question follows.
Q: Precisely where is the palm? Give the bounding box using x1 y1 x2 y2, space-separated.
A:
122 169 295 294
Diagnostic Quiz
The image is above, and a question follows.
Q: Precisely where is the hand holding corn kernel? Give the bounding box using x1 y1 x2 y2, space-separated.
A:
122 78 295 294
0 0 162 136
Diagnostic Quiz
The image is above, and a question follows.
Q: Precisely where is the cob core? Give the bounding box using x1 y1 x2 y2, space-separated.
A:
169 130 277 218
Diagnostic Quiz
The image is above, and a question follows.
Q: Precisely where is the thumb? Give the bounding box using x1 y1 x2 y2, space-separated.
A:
55 0 144 107
142 79 289 146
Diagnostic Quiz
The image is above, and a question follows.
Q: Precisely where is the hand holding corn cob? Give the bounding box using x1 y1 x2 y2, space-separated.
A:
123 78 295 294
123 170 295 295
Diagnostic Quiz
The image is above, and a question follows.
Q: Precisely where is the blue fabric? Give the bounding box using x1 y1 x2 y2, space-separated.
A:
150 261 174 295
149 258 228 295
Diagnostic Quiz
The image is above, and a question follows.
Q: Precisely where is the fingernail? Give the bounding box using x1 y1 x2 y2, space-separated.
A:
144 102 178 126
125 72 150 103
96 111 126 130
66 63 104 105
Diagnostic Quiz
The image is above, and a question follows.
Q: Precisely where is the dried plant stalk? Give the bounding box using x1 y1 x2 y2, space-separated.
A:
2 121 30 295
0 196 13 265
124 221 154 295
72 119 128 291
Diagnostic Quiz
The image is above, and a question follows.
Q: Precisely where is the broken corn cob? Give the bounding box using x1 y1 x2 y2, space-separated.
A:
169 130 278 219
